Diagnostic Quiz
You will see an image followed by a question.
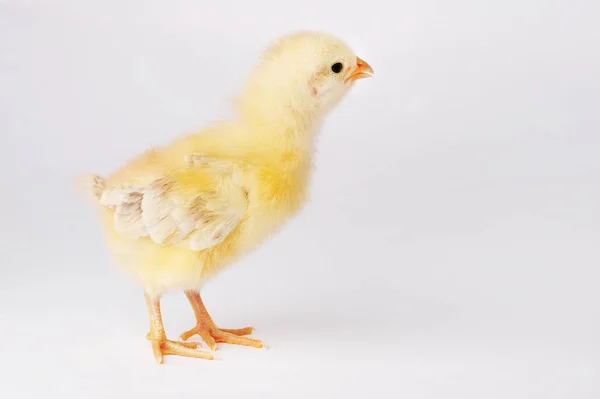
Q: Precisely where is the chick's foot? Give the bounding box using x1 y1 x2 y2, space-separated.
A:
147 338 214 364
144 292 214 364
181 290 263 350
179 325 262 350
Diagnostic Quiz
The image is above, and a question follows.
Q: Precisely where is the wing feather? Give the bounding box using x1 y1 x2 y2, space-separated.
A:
100 163 245 251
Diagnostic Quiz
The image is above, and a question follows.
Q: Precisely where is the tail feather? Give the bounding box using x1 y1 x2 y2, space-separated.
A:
75 174 106 201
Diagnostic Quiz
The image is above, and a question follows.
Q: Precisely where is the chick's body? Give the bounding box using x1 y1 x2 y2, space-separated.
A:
81 31 373 363
100 123 312 294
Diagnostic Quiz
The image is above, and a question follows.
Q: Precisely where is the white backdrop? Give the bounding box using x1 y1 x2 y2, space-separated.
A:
1 0 599 398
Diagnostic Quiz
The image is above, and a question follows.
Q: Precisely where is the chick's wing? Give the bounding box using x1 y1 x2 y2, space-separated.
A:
100 159 246 251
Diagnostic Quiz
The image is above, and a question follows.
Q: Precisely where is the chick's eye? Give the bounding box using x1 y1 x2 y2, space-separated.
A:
331 62 343 73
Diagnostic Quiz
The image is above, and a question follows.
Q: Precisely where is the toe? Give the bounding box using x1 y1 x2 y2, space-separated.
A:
220 327 254 336
215 332 263 348
197 330 218 350
178 341 199 349
163 341 214 360
179 327 199 342
151 341 164 364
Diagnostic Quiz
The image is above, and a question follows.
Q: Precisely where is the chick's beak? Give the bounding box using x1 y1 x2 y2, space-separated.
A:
345 56 374 83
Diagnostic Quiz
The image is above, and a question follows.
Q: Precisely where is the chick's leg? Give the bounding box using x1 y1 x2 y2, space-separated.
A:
144 291 214 364
179 290 263 350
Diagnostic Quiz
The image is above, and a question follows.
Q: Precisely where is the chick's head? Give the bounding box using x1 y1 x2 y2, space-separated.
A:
236 31 373 128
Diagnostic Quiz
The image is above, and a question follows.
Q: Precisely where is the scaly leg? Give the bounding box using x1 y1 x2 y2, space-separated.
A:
178 290 263 350
144 291 214 364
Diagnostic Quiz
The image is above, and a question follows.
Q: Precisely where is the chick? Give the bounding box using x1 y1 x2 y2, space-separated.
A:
79 31 373 363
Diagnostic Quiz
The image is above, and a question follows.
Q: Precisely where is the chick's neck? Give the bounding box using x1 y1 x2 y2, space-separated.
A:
235 97 323 157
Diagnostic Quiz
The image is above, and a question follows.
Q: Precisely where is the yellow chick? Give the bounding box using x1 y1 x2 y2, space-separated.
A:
79 31 373 364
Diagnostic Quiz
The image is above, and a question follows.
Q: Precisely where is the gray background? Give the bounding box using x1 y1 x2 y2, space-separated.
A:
1 0 599 397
